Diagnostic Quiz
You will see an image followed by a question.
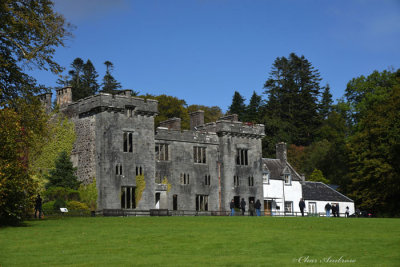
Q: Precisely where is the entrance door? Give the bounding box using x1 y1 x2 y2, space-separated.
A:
308 202 316 214
264 200 272 216
173 194 178 210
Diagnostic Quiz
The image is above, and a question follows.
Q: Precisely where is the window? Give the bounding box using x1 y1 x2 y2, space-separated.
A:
248 176 254 186
115 164 123 176
263 172 269 184
193 146 206 163
173 195 178 210
236 149 248 165
121 186 136 209
196 195 208 211
180 173 190 185
123 132 133 152
205 175 211 186
284 201 293 213
284 174 291 185
155 143 169 161
136 166 143 176
126 107 134 117
234 175 240 187
155 171 162 184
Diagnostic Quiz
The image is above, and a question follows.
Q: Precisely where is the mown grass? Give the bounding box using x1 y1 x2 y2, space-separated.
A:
0 216 399 266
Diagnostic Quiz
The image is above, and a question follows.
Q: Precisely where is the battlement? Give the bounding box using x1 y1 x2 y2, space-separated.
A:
62 92 158 118
197 120 265 138
155 127 219 145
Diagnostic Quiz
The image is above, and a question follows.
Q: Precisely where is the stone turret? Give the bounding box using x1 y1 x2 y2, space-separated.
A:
276 142 287 163
38 92 52 114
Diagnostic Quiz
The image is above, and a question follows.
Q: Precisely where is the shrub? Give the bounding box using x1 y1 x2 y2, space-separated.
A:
66 201 89 211
42 201 56 212
53 199 66 210
78 178 97 211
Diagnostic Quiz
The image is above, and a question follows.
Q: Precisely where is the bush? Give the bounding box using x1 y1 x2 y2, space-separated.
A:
43 187 80 202
53 199 66 210
66 201 89 211
42 201 56 212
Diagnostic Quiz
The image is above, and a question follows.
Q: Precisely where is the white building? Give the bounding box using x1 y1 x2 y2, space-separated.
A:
263 143 355 216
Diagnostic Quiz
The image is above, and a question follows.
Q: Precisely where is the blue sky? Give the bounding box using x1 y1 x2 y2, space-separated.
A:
31 0 400 112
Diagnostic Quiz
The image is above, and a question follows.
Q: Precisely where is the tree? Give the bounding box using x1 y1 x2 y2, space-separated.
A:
82 60 99 96
308 169 330 184
0 0 72 106
244 91 262 123
102 61 121 93
346 69 400 216
263 53 323 152
320 84 333 119
45 151 80 190
228 91 246 121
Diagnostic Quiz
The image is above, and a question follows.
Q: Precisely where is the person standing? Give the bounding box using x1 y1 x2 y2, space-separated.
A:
255 199 261 216
332 204 337 217
240 198 246 216
299 198 305 217
249 200 255 216
230 199 235 216
34 194 42 219
345 206 350 217
325 203 332 217
336 203 340 217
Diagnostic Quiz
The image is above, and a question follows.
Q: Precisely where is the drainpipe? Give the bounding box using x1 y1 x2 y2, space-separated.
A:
218 161 221 213
282 178 285 216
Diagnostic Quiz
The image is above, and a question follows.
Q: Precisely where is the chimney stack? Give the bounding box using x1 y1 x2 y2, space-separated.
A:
56 86 72 108
159 117 181 131
190 110 204 130
276 142 287 163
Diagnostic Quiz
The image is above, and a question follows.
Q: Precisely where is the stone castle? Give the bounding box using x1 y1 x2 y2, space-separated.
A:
42 87 267 214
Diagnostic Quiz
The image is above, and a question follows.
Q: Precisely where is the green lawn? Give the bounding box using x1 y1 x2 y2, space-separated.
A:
1 216 399 266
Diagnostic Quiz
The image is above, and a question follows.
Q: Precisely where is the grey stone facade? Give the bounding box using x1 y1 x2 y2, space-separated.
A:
49 87 265 213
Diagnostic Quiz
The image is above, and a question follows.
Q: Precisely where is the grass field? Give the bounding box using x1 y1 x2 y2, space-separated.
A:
1 216 399 266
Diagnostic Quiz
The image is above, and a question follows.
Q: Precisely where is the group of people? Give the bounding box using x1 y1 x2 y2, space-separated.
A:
325 203 350 217
230 198 262 216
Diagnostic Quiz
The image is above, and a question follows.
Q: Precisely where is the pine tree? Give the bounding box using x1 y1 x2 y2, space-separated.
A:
82 59 99 96
245 91 262 122
102 61 121 93
320 84 333 119
45 151 80 190
228 91 246 121
69 57 85 101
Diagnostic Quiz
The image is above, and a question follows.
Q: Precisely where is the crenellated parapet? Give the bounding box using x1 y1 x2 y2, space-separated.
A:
197 120 265 139
155 127 219 145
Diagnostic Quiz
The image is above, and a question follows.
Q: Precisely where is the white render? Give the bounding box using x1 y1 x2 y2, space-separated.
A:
305 200 355 216
263 179 303 214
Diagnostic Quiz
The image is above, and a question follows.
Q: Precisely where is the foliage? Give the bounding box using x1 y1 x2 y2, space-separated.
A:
243 91 262 123
135 174 146 206
228 91 246 121
66 200 89 211
308 169 330 184
78 178 97 211
346 69 400 215
262 53 323 154
29 113 76 189
45 151 80 190
43 187 79 202
42 200 56 212
53 198 66 210
101 61 121 93
161 177 171 193
0 0 72 106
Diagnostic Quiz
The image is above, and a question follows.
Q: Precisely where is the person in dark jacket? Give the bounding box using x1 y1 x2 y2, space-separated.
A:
255 199 261 216
249 200 255 216
325 203 332 217
299 198 305 217
240 198 246 216
230 199 235 216
332 204 337 217
34 194 42 219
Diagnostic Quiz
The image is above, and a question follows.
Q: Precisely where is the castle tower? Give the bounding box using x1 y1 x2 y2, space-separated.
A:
56 86 72 108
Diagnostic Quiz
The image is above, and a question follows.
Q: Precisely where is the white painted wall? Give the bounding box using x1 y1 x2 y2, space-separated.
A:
263 179 303 214
305 200 355 216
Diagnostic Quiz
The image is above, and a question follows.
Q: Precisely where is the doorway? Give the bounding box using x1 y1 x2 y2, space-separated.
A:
308 202 317 214
264 200 272 216
173 194 178 210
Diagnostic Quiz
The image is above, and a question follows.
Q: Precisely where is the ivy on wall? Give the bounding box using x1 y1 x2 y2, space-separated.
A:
135 174 146 206
162 177 171 193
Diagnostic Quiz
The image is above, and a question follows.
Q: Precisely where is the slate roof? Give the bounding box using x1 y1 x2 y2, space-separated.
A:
262 158 302 181
302 181 353 202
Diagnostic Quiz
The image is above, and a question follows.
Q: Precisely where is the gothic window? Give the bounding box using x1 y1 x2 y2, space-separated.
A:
236 149 248 165
205 175 211 186
115 164 123 176
136 166 143 176
123 132 133 152
121 186 136 209
126 106 134 117
196 195 209 211
155 143 169 161
180 173 190 185
234 175 240 187
248 176 254 186
193 147 206 163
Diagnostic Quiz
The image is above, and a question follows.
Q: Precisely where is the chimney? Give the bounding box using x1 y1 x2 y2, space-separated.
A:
159 117 181 131
56 86 72 108
276 142 287 163
190 110 204 130
39 92 52 114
